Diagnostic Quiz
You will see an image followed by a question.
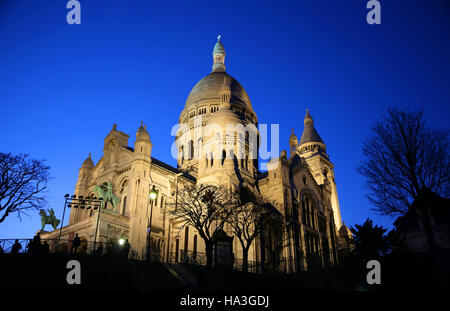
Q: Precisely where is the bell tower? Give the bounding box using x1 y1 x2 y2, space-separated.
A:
298 109 342 230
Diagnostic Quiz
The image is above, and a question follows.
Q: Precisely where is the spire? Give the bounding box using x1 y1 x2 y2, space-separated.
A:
299 109 324 145
212 35 226 72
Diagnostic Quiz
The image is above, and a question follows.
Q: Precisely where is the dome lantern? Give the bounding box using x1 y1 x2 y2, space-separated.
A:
212 35 226 72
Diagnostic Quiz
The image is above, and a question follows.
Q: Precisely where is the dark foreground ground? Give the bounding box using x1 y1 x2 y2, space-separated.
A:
0 249 449 291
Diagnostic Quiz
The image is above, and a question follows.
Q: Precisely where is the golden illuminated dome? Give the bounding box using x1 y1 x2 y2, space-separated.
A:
185 71 253 111
180 36 257 126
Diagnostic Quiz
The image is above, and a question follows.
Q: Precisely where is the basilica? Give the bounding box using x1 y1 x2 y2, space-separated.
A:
41 37 348 272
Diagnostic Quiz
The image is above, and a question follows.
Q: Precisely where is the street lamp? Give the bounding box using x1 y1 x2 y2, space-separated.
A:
146 185 158 261
58 194 102 251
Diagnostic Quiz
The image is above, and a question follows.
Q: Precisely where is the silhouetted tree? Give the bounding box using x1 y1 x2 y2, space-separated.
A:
166 184 235 269
350 219 398 263
0 153 50 223
358 108 449 250
227 186 283 272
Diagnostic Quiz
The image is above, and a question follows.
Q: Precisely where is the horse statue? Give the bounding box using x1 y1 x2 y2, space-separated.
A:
93 182 120 213
39 208 60 231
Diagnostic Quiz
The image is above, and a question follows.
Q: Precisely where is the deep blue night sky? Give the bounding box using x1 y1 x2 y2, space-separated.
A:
0 0 449 238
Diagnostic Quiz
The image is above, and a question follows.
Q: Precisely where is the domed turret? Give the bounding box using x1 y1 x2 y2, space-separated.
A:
81 153 94 169
289 129 298 157
136 121 150 142
299 109 324 146
134 121 152 158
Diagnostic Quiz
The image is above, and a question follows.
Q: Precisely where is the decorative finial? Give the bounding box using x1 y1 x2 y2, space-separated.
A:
141 120 143 127
88 153 91 158
217 34 221 41
113 124 117 130
306 108 309 113
291 128 294 134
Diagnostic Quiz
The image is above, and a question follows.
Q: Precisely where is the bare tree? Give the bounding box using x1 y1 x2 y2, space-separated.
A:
227 186 283 272
165 184 235 269
0 153 50 223
358 108 449 250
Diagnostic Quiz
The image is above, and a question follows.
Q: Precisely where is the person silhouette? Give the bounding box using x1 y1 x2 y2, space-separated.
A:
123 239 130 258
71 233 81 254
11 240 22 254
31 233 41 255
96 242 103 255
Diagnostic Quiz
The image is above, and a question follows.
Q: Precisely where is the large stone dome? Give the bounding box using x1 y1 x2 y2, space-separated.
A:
184 71 253 110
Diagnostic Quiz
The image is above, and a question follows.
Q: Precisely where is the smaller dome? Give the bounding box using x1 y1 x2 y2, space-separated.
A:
136 121 150 141
289 128 298 147
82 153 94 169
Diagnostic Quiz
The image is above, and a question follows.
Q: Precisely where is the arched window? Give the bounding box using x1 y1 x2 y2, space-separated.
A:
210 152 214 166
122 196 128 216
193 235 197 254
221 150 226 165
184 227 189 252
188 140 194 160
160 195 165 209
175 239 179 262
197 138 203 159
181 145 184 164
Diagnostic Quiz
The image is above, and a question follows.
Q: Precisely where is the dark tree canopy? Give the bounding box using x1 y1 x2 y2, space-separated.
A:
350 218 400 263
358 108 449 217
0 153 50 223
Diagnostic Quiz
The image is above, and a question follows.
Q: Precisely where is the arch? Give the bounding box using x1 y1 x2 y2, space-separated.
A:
197 138 203 159
301 191 320 229
221 150 226 165
193 235 197 254
188 140 194 160
184 226 189 252
160 195 165 209
175 239 180 262
181 145 184 164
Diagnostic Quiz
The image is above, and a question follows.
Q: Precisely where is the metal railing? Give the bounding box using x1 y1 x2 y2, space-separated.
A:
0 238 118 256
165 248 345 273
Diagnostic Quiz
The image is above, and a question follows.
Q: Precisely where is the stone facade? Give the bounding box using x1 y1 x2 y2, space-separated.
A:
41 37 347 272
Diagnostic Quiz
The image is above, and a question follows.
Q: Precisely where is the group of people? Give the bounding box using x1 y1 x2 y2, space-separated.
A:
0 233 50 256
0 232 131 258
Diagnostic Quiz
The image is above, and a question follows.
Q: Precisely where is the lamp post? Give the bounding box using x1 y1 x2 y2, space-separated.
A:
58 194 102 251
92 197 104 253
146 186 158 261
